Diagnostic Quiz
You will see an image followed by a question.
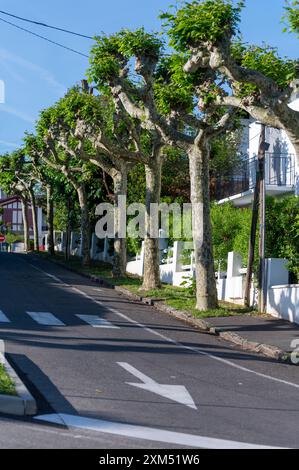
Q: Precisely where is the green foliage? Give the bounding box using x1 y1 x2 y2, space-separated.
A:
160 146 190 202
127 163 146 204
210 127 244 176
36 90 112 137
0 364 16 396
283 0 299 36
154 54 197 114
231 42 297 93
127 146 190 207
265 196 299 280
88 34 123 89
0 150 32 198
5 231 22 245
88 29 163 89
180 275 196 295
211 202 254 270
127 237 143 257
117 28 163 58
161 0 244 50
53 192 79 232
211 197 299 281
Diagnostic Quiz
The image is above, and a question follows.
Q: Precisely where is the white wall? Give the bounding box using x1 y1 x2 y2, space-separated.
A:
267 285 299 324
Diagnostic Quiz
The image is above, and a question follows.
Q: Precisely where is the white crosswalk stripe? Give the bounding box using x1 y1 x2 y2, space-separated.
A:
0 310 10 323
76 314 120 329
26 311 65 326
0 310 121 330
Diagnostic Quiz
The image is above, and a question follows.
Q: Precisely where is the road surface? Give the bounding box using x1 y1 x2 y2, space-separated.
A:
0 252 298 449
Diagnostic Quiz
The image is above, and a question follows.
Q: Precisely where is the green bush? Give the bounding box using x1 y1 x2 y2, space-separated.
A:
265 196 299 280
211 196 299 281
211 202 254 270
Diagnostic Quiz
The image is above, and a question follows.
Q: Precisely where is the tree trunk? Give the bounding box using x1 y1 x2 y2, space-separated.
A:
46 185 55 256
77 185 90 267
29 189 39 252
188 138 218 310
21 197 30 253
142 148 163 291
112 164 128 278
64 197 72 261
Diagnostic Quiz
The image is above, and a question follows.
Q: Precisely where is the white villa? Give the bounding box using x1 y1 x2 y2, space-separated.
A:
217 96 299 207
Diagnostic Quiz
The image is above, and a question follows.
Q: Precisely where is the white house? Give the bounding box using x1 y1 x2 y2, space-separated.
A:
217 96 299 207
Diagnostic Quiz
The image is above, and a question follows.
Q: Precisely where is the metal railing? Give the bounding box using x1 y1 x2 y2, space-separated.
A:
213 153 295 201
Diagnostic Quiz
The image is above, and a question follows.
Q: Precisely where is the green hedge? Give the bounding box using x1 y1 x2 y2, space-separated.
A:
211 196 299 281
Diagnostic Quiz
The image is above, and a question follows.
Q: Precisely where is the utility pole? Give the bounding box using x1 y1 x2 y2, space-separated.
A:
258 124 266 313
244 124 267 311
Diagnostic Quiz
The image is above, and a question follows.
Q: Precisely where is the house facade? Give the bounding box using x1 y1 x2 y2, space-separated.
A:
0 189 46 247
217 97 299 207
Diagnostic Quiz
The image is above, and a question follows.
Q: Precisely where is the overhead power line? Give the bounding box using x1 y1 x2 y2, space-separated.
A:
0 9 93 39
0 16 89 58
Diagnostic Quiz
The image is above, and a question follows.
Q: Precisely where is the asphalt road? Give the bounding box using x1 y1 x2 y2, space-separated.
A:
0 252 299 449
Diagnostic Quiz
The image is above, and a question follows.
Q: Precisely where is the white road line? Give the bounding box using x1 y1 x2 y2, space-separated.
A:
26 311 65 326
0 310 10 323
35 413 281 449
28 263 299 390
76 314 119 329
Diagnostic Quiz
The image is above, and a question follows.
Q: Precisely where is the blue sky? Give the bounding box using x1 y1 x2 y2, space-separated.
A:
0 0 297 153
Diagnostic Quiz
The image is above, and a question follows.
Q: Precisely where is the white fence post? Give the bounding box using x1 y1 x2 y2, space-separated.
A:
90 233 97 260
70 232 80 256
226 251 243 301
172 241 183 273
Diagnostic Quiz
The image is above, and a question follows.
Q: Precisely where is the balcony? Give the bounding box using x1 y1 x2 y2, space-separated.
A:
214 153 296 206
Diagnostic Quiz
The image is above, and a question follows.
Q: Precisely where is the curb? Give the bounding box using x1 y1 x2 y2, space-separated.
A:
0 342 37 416
30 255 291 364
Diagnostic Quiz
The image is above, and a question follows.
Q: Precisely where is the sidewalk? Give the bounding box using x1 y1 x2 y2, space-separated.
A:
207 315 299 353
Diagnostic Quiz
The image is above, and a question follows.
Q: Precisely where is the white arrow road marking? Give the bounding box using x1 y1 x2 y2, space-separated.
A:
76 314 119 329
34 413 282 449
118 362 197 410
26 311 65 326
0 310 10 323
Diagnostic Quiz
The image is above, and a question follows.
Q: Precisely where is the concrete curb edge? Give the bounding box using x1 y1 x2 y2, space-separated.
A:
0 341 37 416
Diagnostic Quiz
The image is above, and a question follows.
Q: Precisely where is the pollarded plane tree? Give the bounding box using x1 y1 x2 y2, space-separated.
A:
29 112 94 267
88 29 236 309
87 34 167 291
13 152 41 252
162 0 299 164
40 87 149 278
24 135 67 257
27 149 55 256
0 152 32 252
